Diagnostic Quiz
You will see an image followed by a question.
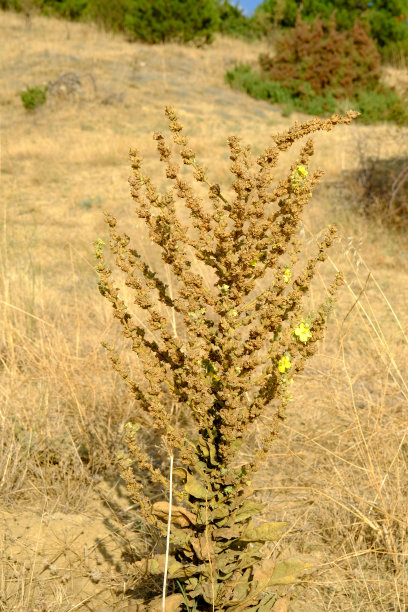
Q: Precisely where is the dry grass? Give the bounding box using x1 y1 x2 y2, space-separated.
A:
0 9 407 610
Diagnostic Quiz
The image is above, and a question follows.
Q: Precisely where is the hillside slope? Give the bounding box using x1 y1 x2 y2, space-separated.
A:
1 10 407 611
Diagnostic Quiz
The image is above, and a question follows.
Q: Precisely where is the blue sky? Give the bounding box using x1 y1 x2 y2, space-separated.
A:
236 0 262 16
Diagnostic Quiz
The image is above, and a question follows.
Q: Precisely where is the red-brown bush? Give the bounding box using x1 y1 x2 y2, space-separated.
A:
259 13 381 100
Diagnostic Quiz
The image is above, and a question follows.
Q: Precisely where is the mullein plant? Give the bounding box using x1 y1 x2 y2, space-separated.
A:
95 107 358 611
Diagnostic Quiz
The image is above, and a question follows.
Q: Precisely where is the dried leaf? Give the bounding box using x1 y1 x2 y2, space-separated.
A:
190 534 215 560
149 593 184 612
152 501 197 527
134 555 165 576
173 467 187 482
222 561 274 609
214 549 240 574
206 440 218 465
202 579 220 605
185 576 199 590
198 439 218 466
168 557 207 579
226 592 278 611
252 558 276 594
241 521 288 542
272 596 290 612
196 503 229 525
268 557 314 585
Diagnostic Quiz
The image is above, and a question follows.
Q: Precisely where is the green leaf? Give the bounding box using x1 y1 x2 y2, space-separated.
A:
230 437 243 453
254 593 279 611
211 504 230 521
185 472 213 500
171 526 193 548
231 571 252 601
168 557 194 578
268 557 314 585
241 521 288 542
234 501 265 523
223 561 274 609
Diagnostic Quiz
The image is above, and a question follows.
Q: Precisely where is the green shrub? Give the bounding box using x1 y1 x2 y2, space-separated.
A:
255 0 408 49
225 63 290 102
95 105 357 611
216 0 265 40
85 0 132 32
226 64 339 116
37 0 88 20
2 0 221 45
101 0 220 44
0 0 23 9
353 87 408 125
20 84 48 111
226 64 408 125
368 2 408 49
226 14 408 125
380 37 408 66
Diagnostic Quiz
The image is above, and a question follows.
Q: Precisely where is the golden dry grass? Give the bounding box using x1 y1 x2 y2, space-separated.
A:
1 9 407 611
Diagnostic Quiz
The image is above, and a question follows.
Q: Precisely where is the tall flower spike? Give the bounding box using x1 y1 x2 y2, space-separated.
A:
96 107 358 611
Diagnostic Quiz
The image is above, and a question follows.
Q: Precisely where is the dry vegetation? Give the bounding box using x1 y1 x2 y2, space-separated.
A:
0 10 407 611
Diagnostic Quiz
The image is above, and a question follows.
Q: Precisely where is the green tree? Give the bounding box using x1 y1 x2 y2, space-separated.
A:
123 0 220 44
215 0 267 38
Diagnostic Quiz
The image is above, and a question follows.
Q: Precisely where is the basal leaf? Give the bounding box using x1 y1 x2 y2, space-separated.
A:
190 534 215 560
271 596 290 612
214 526 241 540
254 593 279 611
134 554 166 575
268 557 314 585
135 554 207 580
233 501 265 523
150 593 184 612
171 526 193 548
202 579 220 605
241 521 288 542
152 501 197 527
211 504 230 521
185 472 213 500
223 562 273 609
169 558 208 579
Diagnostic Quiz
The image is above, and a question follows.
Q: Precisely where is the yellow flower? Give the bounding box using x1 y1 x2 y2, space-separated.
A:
294 322 312 343
296 164 308 177
290 165 309 192
278 355 292 373
283 268 292 283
